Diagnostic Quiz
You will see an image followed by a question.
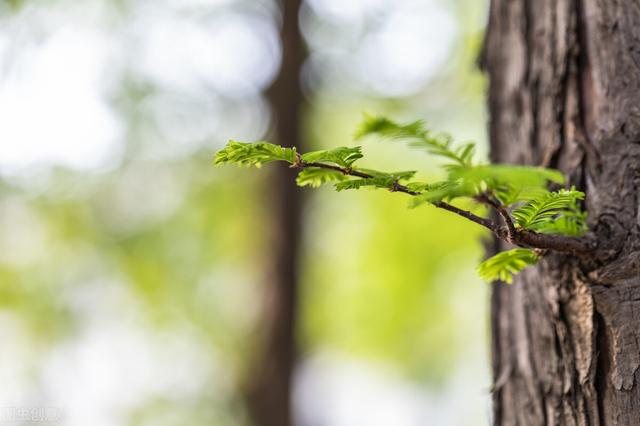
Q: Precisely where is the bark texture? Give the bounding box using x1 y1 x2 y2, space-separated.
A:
482 0 640 424
245 1 305 425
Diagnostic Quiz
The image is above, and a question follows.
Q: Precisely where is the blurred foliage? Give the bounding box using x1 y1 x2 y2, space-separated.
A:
0 0 490 425
302 186 484 382
0 160 266 424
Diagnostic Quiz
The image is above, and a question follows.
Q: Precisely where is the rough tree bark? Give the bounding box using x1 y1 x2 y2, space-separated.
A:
245 1 305 426
482 0 640 424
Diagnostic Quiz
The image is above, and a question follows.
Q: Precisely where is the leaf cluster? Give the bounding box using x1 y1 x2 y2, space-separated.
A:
215 115 589 284
512 188 587 236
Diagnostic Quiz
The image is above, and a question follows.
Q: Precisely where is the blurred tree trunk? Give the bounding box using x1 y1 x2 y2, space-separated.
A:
245 1 305 426
482 0 640 424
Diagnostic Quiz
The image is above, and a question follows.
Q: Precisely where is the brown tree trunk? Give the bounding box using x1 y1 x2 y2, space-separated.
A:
482 0 640 424
245 1 305 426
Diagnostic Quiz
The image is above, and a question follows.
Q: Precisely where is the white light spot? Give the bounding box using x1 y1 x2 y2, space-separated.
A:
136 12 280 97
0 28 123 175
306 0 389 23
357 6 457 96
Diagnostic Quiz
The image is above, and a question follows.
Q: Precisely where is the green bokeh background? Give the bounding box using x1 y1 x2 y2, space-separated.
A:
0 0 490 424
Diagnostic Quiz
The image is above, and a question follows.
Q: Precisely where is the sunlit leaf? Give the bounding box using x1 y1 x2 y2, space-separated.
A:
409 181 474 207
335 177 395 191
477 249 539 283
296 168 346 188
354 114 425 140
301 146 363 168
512 189 585 231
217 115 590 285
214 141 297 167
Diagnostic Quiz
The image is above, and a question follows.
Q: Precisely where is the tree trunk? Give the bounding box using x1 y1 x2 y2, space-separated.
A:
482 0 640 424
245 1 305 426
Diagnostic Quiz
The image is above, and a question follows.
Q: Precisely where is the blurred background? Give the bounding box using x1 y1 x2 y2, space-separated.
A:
0 0 490 425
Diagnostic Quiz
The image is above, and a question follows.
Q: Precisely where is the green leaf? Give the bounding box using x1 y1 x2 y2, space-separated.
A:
493 185 549 207
405 182 431 192
535 210 588 236
215 141 297 167
458 143 475 164
335 177 395 191
388 170 417 181
301 146 364 168
409 181 474 207
354 169 416 180
512 189 585 231
355 114 425 140
217 115 589 288
355 115 476 167
454 165 564 190
408 133 469 165
296 168 346 188
333 169 417 191
477 249 539 283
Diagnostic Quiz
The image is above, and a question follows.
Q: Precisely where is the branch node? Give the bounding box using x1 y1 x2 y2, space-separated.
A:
290 152 303 168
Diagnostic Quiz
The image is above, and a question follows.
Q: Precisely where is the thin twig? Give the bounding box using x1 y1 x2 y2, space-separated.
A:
432 201 498 232
295 161 593 254
301 161 495 232
476 192 516 243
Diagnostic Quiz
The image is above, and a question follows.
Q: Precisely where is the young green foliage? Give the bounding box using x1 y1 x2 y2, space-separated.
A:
409 181 473 206
356 114 474 167
476 249 539 284
214 141 297 167
296 168 346 188
512 188 586 234
537 209 588 237
302 146 363 168
335 170 416 192
215 115 590 284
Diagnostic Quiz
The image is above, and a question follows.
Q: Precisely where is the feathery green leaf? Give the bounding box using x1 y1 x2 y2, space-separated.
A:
296 168 346 188
409 181 474 207
453 165 564 192
354 169 416 180
512 189 585 231
477 249 539 283
214 141 297 167
335 177 395 191
355 114 425 140
333 170 416 192
301 146 363 168
216 115 590 285
535 210 588 236
356 115 474 167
